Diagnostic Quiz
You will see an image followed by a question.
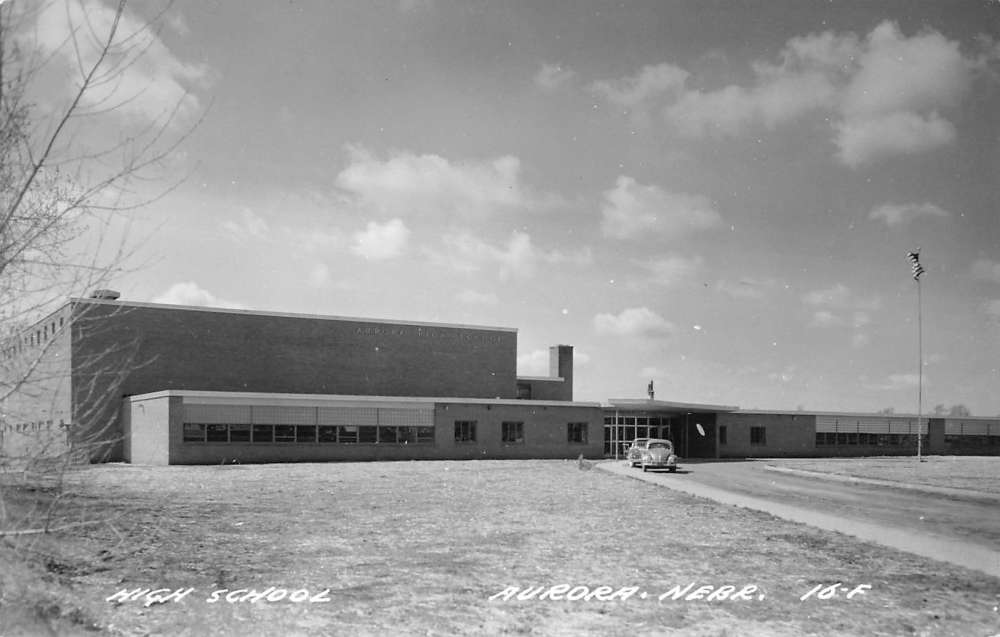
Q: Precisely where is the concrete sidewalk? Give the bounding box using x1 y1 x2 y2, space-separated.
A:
596 460 1000 580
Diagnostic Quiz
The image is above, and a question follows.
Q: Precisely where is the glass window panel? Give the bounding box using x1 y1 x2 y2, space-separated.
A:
183 423 205 442
358 426 377 443
274 425 296 442
229 424 251 442
206 424 229 442
252 425 273 443
318 426 337 443
297 425 317 443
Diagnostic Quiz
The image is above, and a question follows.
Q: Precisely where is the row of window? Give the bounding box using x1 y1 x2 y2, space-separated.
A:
183 421 591 445
2 317 65 360
183 423 435 445
816 433 929 446
943 435 1000 446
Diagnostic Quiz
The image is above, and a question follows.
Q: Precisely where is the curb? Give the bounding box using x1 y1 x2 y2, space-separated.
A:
763 464 1000 504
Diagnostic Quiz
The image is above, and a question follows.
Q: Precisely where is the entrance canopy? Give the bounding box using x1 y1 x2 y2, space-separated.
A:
605 398 739 416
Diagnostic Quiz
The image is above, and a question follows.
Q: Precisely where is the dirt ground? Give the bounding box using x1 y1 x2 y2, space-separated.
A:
1 460 999 636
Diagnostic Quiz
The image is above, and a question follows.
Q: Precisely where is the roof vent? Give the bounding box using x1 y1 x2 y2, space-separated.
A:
90 289 121 300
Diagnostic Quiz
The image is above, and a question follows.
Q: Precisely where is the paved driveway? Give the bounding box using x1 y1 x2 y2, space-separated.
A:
598 459 1000 580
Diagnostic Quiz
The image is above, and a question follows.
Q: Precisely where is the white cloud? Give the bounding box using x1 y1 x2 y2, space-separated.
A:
306 264 331 288
457 289 499 306
590 21 975 165
866 373 922 391
591 63 689 109
834 21 970 166
666 70 837 138
517 349 551 377
535 63 576 91
30 0 210 124
518 348 591 377
152 282 244 309
715 278 780 300
971 259 1000 284
636 256 703 287
802 283 879 311
986 300 1000 320
594 307 675 338
601 176 722 240
221 209 270 242
868 202 951 227
430 231 586 280
335 146 558 218
350 219 410 260
835 111 956 167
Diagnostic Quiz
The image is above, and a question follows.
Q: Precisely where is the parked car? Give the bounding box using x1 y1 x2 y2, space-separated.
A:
625 438 651 467
639 439 678 472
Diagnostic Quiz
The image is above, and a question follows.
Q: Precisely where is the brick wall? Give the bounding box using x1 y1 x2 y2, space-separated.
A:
717 412 816 457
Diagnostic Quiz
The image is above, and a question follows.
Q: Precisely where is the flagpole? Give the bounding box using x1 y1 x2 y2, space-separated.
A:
916 273 923 461
907 250 925 462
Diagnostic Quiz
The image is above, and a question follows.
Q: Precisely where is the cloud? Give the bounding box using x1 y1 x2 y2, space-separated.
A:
430 231 535 280
986 300 1000 321
429 231 588 280
350 219 410 260
335 146 558 218
715 278 781 300
221 209 270 242
635 256 703 287
600 176 722 240
865 373 922 391
535 63 576 91
306 263 331 288
834 21 971 166
590 21 977 165
517 349 551 377
868 202 951 227
30 0 210 124
666 70 837 138
835 111 956 167
590 63 689 109
594 307 675 338
457 289 499 306
152 282 244 309
971 258 1000 284
802 283 879 311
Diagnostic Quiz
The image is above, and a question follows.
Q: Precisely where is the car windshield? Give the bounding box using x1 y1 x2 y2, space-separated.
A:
648 442 671 450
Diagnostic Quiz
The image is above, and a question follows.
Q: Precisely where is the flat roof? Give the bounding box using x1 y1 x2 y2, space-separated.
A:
69 297 518 333
127 390 602 409
604 398 740 414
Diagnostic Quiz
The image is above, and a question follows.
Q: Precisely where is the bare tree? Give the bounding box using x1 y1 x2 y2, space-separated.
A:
0 1 202 630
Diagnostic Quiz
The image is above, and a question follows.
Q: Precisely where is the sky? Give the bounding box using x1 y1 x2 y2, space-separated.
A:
17 0 1000 414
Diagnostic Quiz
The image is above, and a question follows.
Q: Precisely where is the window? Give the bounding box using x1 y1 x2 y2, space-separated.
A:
719 425 728 445
454 420 476 443
750 426 767 446
297 425 317 443
379 426 398 443
318 426 337 443
252 425 273 443
340 425 360 443
516 383 532 400
274 425 296 442
501 421 524 444
358 426 377 443
567 422 588 444
206 424 229 442
229 424 251 442
183 423 205 442
417 426 435 444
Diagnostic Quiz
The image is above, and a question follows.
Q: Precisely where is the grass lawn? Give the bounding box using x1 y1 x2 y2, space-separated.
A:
1 459 998 636
766 456 1000 494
